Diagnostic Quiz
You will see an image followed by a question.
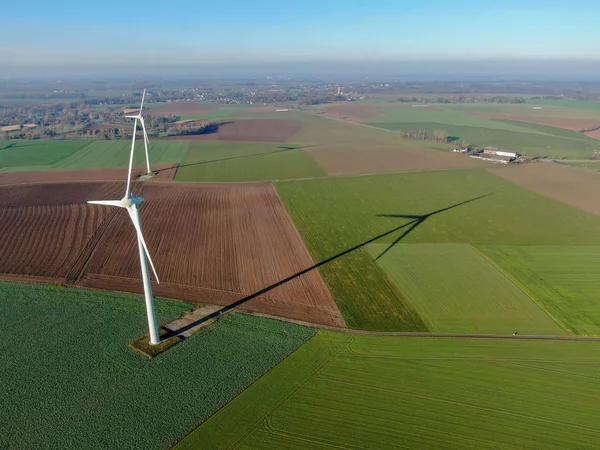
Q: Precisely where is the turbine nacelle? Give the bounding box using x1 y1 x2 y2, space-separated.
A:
88 195 144 208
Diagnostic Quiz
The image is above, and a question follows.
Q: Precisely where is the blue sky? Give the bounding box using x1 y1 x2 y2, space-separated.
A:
2 0 600 68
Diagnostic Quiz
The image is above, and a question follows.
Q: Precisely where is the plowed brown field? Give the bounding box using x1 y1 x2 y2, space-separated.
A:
585 130 600 140
489 162 600 215
0 163 178 186
306 145 487 175
146 102 216 116
473 112 600 131
162 120 301 142
0 181 344 326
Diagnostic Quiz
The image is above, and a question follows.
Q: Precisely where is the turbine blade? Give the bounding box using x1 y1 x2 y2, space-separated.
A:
139 117 151 172
88 200 123 207
139 89 146 114
126 205 160 284
125 118 137 197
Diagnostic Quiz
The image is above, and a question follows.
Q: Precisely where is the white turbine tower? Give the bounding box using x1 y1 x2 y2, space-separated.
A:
125 89 152 174
88 93 161 345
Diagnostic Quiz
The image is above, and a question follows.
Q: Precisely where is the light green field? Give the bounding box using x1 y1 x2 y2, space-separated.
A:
276 169 600 330
443 102 600 120
479 246 600 336
494 119 600 141
535 99 600 112
0 281 314 449
0 140 90 169
368 243 562 334
179 331 600 449
175 141 325 182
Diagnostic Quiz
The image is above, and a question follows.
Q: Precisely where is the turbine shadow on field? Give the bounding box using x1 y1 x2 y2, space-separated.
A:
154 144 317 174
165 193 493 336
375 193 493 260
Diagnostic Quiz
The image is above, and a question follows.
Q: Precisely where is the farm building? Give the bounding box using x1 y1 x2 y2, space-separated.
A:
0 125 21 132
483 148 518 158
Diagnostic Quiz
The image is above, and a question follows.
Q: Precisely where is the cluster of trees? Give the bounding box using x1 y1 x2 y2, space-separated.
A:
397 129 469 146
298 94 347 105
166 121 220 136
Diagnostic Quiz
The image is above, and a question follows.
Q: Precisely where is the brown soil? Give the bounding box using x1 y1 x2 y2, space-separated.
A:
584 130 600 140
0 202 115 279
489 163 600 215
146 102 216 116
161 119 301 143
306 145 487 175
0 181 344 327
324 104 385 123
0 164 178 186
473 113 600 131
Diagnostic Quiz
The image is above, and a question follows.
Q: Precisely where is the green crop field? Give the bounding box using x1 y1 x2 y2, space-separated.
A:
276 169 600 330
493 119 600 141
367 243 562 334
353 102 600 158
175 141 326 182
368 105 543 132
479 246 600 336
179 111 231 121
371 122 600 159
443 102 600 120
51 140 190 170
535 99 600 112
0 281 314 449
0 140 190 172
0 140 90 169
179 331 600 449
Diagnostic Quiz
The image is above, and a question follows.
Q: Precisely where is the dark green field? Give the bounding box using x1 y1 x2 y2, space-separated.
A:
179 331 600 449
0 282 314 449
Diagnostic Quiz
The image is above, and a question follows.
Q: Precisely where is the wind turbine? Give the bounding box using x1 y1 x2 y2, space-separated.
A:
125 89 152 175
88 96 162 345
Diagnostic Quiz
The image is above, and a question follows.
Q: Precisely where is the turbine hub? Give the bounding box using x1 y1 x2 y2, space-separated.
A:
121 195 144 207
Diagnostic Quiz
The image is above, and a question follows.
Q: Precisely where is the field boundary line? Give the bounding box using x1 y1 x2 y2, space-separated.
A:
231 333 354 449
469 245 569 334
271 183 346 326
242 312 600 340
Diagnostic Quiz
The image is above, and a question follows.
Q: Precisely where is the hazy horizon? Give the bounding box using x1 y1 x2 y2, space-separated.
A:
2 59 600 82
2 0 600 79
